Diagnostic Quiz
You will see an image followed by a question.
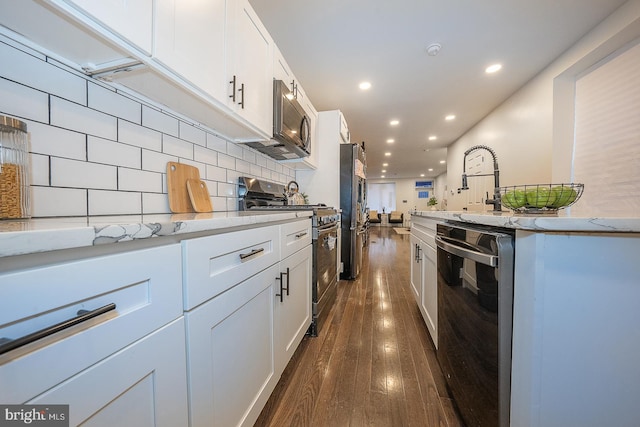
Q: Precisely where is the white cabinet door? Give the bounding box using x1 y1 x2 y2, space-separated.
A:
409 234 422 304
185 263 279 427
154 0 227 102
28 318 188 427
421 243 438 348
63 0 153 54
227 0 273 136
273 46 295 93
274 244 312 376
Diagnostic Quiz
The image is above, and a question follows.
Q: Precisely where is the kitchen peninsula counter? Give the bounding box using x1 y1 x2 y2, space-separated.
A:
411 210 640 427
0 211 313 258
411 210 640 233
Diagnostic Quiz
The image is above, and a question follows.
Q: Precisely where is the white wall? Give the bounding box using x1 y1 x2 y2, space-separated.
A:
368 174 447 213
445 0 640 212
0 35 295 217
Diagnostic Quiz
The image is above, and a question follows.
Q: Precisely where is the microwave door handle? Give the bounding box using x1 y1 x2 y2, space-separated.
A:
301 115 310 146
435 235 498 267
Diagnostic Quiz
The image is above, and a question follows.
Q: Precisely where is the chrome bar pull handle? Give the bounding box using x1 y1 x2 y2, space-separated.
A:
0 303 116 355
239 247 264 260
229 75 237 103
238 83 245 108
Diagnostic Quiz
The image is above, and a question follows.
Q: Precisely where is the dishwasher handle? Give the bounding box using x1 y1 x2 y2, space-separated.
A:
435 235 498 267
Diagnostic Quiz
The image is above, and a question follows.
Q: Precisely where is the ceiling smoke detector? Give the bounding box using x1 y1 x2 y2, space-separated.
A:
426 43 442 56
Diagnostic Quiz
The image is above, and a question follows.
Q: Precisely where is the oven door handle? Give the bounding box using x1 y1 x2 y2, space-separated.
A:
435 235 498 267
317 222 339 233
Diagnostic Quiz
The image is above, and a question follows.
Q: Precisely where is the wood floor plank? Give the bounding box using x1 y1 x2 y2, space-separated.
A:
255 227 465 427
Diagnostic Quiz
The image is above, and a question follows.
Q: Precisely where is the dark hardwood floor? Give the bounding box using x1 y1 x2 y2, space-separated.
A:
255 226 465 427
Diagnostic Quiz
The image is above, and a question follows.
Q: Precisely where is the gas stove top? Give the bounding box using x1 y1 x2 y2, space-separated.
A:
238 177 339 226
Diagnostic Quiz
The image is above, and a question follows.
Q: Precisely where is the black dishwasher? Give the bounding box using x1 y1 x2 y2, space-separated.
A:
436 222 515 427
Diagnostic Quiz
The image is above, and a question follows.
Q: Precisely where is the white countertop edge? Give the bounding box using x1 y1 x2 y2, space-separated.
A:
0 211 313 258
411 211 640 233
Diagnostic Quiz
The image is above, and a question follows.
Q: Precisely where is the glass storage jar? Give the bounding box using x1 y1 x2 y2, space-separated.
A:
0 115 31 219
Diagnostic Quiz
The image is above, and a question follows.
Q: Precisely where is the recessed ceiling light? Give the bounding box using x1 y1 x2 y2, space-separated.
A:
390 120 399 126
426 43 442 56
359 81 372 90
485 63 502 74
382 163 388 167
428 135 437 141
428 168 433 171
420 174 425 177
439 160 446 164
381 175 386 178
384 152 391 156
382 169 387 173
445 115 456 121
386 139 394 143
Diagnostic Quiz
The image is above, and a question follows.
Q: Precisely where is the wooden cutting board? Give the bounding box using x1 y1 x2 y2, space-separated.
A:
186 179 213 213
167 162 200 213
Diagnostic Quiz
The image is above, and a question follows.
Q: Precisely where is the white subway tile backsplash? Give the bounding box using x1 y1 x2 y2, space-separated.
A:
206 165 227 182
250 163 262 177
266 159 277 171
88 136 141 169
0 41 86 105
179 122 206 146
235 159 252 174
212 196 227 210
0 77 49 123
27 121 87 160
142 106 179 137
206 133 227 153
243 148 256 163
31 154 49 186
227 141 243 158
218 182 236 197
88 83 141 124
194 145 217 166
32 186 87 217
202 180 217 196
218 153 236 170
50 96 117 140
118 119 162 151
255 155 267 168
142 149 178 173
163 134 193 159
88 190 141 216
225 198 238 211
51 157 117 190
142 192 170 214
177 159 206 180
118 168 162 193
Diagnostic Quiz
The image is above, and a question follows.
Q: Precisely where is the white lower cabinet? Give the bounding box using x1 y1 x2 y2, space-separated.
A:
274 244 312 377
0 244 188 425
30 318 188 426
185 263 279 427
410 216 440 348
182 219 312 426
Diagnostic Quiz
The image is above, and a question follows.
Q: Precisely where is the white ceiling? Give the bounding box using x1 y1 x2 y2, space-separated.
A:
249 0 628 180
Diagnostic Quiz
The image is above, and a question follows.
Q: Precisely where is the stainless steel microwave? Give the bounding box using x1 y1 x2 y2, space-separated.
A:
247 80 311 160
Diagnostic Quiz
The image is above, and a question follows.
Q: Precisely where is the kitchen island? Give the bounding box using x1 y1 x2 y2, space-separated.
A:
412 210 640 427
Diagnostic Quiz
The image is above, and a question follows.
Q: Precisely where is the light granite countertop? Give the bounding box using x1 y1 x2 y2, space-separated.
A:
0 211 313 258
411 210 640 233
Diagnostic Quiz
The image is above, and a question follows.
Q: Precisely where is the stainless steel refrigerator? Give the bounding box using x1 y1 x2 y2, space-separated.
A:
340 142 367 279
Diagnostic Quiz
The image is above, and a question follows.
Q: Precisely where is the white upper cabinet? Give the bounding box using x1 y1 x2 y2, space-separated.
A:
227 0 274 138
154 0 227 102
64 0 153 54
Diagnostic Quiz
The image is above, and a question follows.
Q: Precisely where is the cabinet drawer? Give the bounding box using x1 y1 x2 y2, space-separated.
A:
280 219 312 259
0 244 183 403
182 225 280 309
27 318 188 426
412 219 439 248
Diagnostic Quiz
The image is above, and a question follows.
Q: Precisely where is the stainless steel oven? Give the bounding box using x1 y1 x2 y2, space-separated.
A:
310 216 339 336
436 222 515 427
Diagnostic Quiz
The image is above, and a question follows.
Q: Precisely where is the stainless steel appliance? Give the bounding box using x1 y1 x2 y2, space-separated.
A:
246 80 311 161
435 222 514 427
339 142 367 280
238 177 340 336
